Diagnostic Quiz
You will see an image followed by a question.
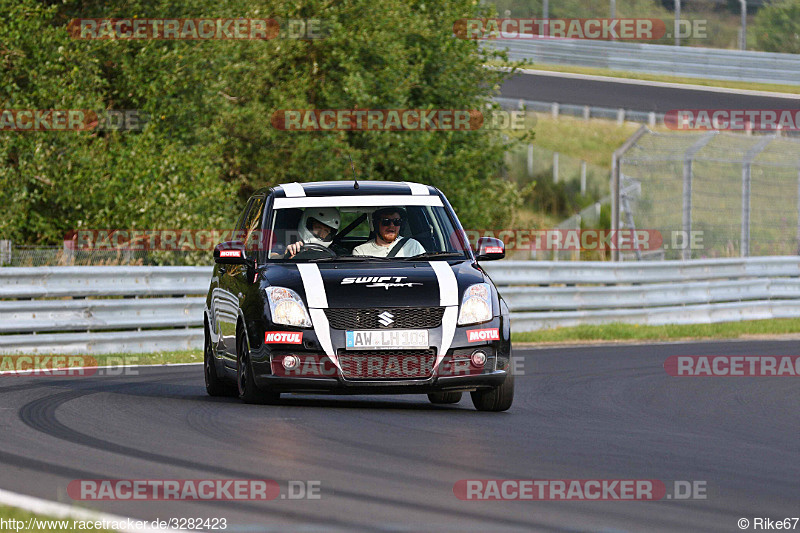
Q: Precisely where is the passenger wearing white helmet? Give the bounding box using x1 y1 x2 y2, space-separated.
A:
286 207 341 257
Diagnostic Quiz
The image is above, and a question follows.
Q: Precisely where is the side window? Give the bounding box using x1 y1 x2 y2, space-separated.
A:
242 196 266 251
235 200 252 233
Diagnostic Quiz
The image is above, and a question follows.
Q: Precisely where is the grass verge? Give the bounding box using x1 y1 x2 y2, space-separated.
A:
511 318 800 344
491 61 800 95
0 505 114 532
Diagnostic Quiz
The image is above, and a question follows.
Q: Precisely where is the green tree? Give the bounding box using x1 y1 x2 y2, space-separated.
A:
753 0 800 54
1 0 526 249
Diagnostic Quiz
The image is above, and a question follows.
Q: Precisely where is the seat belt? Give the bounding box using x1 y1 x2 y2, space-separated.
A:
387 237 410 258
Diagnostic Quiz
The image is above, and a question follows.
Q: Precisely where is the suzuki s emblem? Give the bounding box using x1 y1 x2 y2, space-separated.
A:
378 311 395 327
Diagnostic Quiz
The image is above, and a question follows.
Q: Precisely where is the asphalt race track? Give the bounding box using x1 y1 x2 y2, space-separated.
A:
499 70 800 113
1 339 798 532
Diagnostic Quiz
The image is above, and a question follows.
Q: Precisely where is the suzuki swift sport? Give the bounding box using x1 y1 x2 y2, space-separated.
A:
204 180 513 411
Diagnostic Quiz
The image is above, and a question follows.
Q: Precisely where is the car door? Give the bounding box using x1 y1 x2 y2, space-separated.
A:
218 195 266 367
217 198 254 362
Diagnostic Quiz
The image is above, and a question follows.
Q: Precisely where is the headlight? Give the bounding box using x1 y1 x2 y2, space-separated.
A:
265 287 312 328
457 283 492 325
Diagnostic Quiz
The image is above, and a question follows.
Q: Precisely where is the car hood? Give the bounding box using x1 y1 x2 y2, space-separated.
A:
263 260 486 308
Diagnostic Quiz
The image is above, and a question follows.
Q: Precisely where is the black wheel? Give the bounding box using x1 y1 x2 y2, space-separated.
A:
427 392 463 404
470 371 514 412
204 326 232 396
237 331 279 405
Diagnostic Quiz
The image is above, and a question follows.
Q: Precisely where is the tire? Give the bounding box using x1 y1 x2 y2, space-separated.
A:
237 330 279 405
204 326 232 397
427 392 463 404
470 371 514 412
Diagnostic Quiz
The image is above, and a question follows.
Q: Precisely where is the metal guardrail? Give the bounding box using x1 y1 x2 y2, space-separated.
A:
484 256 800 330
0 266 211 354
1 257 798 353
487 39 800 85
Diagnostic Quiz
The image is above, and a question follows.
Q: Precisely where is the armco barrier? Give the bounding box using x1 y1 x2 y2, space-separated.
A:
0 266 210 355
486 39 800 86
484 256 800 330
1 257 799 354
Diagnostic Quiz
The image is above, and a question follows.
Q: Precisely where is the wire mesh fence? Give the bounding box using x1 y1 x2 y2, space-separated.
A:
0 244 206 267
619 130 800 260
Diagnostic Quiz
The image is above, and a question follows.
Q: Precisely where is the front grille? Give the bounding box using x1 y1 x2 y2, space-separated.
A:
325 307 445 329
337 349 436 380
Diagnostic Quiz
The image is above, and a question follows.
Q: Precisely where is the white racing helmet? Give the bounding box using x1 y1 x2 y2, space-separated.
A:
298 207 341 246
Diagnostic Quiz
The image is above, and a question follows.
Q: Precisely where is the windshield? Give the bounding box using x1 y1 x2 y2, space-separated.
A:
264 201 470 263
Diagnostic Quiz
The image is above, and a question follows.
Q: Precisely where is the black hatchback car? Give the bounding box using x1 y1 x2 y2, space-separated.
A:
204 181 513 411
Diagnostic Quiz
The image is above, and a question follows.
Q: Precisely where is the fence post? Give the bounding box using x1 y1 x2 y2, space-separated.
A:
741 162 751 257
0 240 10 266
580 161 587 195
611 126 649 261
741 137 773 257
616 108 625 125
527 143 534 177
583 106 590 121
551 103 559 119
62 239 75 266
648 112 656 127
682 132 716 260
553 152 559 183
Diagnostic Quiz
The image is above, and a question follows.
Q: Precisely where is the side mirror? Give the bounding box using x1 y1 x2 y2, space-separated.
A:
214 241 247 265
475 237 505 261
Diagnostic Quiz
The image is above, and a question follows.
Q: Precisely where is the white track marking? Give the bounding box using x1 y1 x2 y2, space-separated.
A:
0 487 186 532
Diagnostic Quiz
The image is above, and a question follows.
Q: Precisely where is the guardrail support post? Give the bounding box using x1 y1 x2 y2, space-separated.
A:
551 103 559 119
553 152 559 183
617 108 625 125
580 161 587 195
527 143 534 177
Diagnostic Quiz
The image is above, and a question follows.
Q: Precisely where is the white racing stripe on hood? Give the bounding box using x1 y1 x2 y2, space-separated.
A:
296 264 339 369
429 261 459 368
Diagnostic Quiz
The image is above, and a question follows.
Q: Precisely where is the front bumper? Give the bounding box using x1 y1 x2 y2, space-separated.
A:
250 316 511 395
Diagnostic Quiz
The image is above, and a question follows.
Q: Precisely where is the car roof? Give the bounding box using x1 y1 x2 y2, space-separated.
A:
255 181 438 198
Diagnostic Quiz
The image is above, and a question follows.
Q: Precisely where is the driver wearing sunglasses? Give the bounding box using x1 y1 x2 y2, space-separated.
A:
352 207 425 258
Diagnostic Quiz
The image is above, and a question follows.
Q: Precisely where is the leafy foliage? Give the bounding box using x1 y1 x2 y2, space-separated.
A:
0 0 525 246
753 0 800 54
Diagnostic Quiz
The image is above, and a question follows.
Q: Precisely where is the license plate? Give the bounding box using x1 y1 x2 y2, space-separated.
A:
345 330 429 350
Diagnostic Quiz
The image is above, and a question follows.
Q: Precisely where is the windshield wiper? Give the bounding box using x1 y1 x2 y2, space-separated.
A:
402 252 465 260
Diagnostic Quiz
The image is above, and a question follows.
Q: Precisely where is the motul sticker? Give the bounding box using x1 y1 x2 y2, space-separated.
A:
219 250 241 258
264 332 303 344
467 328 499 342
484 246 503 254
